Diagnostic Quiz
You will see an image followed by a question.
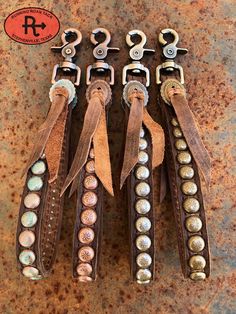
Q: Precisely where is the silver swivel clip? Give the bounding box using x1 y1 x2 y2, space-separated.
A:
122 30 155 87
156 28 188 85
86 28 120 85
51 28 82 86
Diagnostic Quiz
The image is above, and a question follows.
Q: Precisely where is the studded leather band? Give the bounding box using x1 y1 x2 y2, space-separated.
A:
158 73 211 281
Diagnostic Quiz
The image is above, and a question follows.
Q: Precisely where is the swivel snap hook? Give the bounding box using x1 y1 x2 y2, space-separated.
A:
159 28 188 59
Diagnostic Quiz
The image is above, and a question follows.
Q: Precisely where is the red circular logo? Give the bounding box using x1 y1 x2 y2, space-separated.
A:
4 7 60 45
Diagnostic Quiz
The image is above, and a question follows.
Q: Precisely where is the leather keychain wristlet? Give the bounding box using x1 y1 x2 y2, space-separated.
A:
121 30 165 284
156 28 211 281
61 28 119 282
16 28 82 280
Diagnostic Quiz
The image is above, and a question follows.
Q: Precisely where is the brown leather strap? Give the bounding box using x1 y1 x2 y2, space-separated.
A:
169 90 211 187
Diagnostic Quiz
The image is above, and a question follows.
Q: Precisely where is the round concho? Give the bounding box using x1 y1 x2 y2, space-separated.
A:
86 80 112 106
123 80 149 107
160 79 186 106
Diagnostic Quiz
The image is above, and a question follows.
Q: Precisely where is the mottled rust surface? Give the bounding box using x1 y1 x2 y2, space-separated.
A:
0 0 235 313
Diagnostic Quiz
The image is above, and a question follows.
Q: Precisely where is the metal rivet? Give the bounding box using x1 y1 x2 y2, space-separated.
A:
76 263 93 276
78 246 95 262
136 253 152 268
24 193 40 209
83 175 98 190
31 160 46 175
188 236 205 252
138 151 149 164
190 272 206 281
136 269 152 281
19 250 36 265
136 235 151 251
135 199 151 214
85 160 95 173
82 191 98 207
78 227 95 244
179 166 194 179
171 118 179 126
183 198 200 213
27 176 43 191
139 138 148 150
189 255 206 270
22 266 39 278
140 127 145 138
89 148 95 159
135 166 150 180
185 216 202 232
21 211 38 228
136 217 151 233
175 139 187 151
177 152 192 164
19 230 35 248
81 209 97 225
182 182 198 195
173 127 182 138
135 182 150 197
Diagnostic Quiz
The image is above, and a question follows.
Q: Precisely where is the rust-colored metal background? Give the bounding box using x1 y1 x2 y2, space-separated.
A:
0 0 235 313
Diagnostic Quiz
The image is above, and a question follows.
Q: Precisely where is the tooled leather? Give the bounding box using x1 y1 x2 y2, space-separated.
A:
159 73 210 278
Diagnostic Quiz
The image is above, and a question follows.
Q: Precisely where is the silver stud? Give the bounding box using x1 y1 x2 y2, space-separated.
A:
135 182 150 197
189 255 206 270
136 253 152 268
183 198 200 213
135 166 150 180
182 182 198 195
188 235 205 253
138 151 149 164
139 138 148 150
24 193 40 209
185 216 202 232
19 250 36 265
135 199 151 214
136 217 151 233
190 272 206 281
31 160 46 175
89 148 95 159
136 235 151 251
177 152 192 164
22 266 39 278
85 160 95 173
173 127 182 138
21 211 38 228
140 127 145 138
179 166 194 179
175 139 187 151
136 269 152 281
19 230 35 248
27 176 43 191
171 118 179 126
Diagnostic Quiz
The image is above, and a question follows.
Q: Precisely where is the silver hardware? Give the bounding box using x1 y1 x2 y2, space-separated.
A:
86 28 119 85
51 28 82 86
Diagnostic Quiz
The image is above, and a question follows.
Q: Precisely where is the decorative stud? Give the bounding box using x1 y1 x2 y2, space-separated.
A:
82 191 98 207
183 198 200 213
27 176 43 191
185 216 202 232
182 182 198 195
175 139 187 151
136 235 151 251
179 166 194 179
173 127 182 138
24 193 40 209
22 266 39 278
135 166 150 180
81 209 97 225
190 272 206 281
19 250 36 265
76 263 93 276
177 152 192 164
21 211 38 228
136 269 152 281
78 227 95 244
135 199 151 214
136 217 151 233
188 235 205 253
138 151 149 164
83 175 98 190
171 118 179 126
78 246 95 262
135 182 150 197
136 253 152 268
89 148 95 159
31 160 46 175
85 160 95 173
189 255 206 270
19 230 35 248
140 127 145 138
139 138 148 150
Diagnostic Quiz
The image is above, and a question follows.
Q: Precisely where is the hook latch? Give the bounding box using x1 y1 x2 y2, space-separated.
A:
51 28 82 86
156 28 188 84
87 28 119 85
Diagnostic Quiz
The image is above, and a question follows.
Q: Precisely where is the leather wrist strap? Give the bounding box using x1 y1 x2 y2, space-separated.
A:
121 76 164 284
159 73 211 281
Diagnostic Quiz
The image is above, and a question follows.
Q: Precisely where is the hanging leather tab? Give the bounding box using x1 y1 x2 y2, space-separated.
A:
168 88 211 188
22 87 69 181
